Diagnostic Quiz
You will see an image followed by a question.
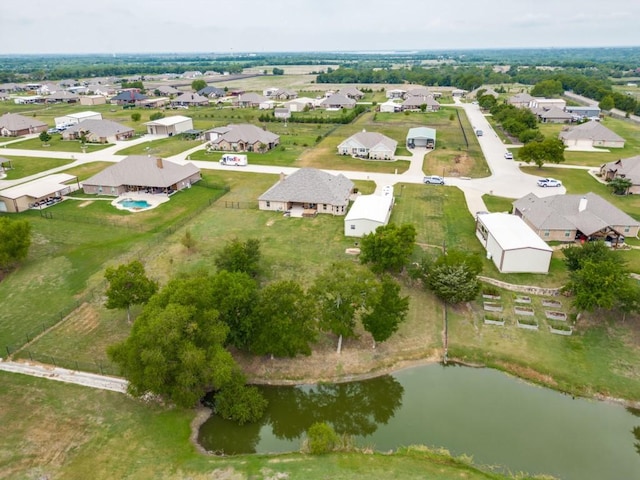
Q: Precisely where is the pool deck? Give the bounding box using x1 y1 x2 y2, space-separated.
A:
111 192 170 212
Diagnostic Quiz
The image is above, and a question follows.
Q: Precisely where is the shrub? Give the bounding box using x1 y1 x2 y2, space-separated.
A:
305 422 339 454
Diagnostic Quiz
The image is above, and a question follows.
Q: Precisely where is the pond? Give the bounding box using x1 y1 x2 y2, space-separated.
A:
198 364 640 480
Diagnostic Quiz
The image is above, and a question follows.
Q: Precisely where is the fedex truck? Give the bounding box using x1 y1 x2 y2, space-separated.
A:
220 154 248 166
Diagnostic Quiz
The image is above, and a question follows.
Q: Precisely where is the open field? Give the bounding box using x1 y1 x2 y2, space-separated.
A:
0 371 520 480
7 134 111 153
0 155 74 179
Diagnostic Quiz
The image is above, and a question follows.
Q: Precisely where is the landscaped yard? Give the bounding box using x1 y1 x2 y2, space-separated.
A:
115 136 202 157
0 155 74 179
6 135 111 153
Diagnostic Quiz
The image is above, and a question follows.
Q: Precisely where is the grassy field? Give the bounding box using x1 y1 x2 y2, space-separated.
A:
0 371 525 480
0 155 74 179
115 136 202 157
7 134 111 153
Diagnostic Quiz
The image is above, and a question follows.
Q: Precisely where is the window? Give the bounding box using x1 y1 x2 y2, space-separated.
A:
624 227 630 233
323 204 327 210
266 201 270 208
544 230 550 237
350 225 355 230
564 230 571 237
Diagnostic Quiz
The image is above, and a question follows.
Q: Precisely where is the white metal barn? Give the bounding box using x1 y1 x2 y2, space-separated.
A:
475 213 552 273
344 194 393 237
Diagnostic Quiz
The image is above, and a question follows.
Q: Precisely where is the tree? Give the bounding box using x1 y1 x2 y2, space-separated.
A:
0 217 31 273
477 94 497 110
305 422 339 454
272 67 284 75
39 131 51 144
214 370 267 425
131 112 141 122
191 79 207 92
214 238 261 277
104 260 158 323
519 137 566 168
567 258 630 312
361 275 409 348
608 177 633 195
419 249 482 304
149 111 165 121
599 95 615 111
531 79 563 97
311 262 378 354
180 229 196 251
562 241 623 272
249 280 317 358
359 223 417 274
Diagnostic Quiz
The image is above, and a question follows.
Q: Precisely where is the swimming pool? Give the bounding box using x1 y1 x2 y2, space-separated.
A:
117 198 151 210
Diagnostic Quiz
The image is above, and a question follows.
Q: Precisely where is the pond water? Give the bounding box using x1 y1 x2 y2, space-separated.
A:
198 364 640 480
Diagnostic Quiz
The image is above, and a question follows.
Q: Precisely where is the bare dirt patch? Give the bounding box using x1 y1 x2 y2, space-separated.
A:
78 200 93 207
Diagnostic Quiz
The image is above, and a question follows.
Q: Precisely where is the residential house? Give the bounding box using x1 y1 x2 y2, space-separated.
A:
233 92 267 108
182 71 203 78
513 192 640 244
171 92 209 107
386 88 406 99
320 93 356 109
155 85 181 96
406 127 436 149
283 97 318 112
82 156 201 196
401 95 440 112
338 86 364 100
136 97 169 109
197 86 225 98
537 107 573 124
46 91 80 103
111 90 147 105
469 86 499 99
559 121 625 149
205 123 279 152
600 156 640 194
508 92 535 108
452 89 466 97
258 168 354 216
344 194 394 237
405 87 432 98
80 95 107 106
0 113 48 136
272 89 297 100
475 213 552 273
337 131 397 160
0 173 79 213
62 119 135 143
144 115 193 136
379 100 402 113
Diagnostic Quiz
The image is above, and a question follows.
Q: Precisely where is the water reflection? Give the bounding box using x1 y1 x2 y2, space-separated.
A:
199 374 404 454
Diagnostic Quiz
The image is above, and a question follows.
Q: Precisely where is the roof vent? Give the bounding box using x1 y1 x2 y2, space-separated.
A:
578 196 587 212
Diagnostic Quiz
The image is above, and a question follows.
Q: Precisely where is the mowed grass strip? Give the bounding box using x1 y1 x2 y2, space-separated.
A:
0 155 74 179
7 135 110 153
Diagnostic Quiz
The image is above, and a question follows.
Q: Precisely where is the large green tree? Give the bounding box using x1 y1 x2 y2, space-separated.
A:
0 217 31 273
531 79 564 97
359 223 417 273
519 137 566 168
361 275 409 348
191 79 207 92
415 249 482 305
608 177 633 195
104 260 158 323
311 262 377 354
249 280 317 358
215 238 262 277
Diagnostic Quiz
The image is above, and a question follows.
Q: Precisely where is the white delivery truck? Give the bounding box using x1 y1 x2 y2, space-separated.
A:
220 154 248 166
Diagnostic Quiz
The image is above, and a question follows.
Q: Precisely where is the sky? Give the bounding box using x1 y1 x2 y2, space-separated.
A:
1 0 639 55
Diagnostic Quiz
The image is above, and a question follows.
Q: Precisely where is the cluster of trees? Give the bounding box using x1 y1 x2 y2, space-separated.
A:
562 242 640 317
0 218 31 276
258 105 367 124
106 236 412 415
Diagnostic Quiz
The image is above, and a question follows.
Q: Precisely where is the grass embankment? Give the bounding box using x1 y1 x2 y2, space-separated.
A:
0 371 541 480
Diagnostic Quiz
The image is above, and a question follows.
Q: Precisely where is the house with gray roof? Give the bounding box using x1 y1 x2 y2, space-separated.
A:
320 93 356 109
82 156 201 196
46 91 80 104
338 86 364 100
258 168 354 216
508 93 535 108
401 95 440 112
205 123 279 152
156 85 181 96
171 92 209 107
405 87 432 98
62 119 134 143
0 113 48 137
513 192 639 244
537 107 573 124
600 156 640 194
198 86 225 98
111 90 147 105
558 120 625 149
233 92 267 108
337 131 397 160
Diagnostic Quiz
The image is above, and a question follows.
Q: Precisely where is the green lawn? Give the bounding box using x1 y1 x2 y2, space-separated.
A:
482 194 514 213
115 136 202 157
7 135 111 153
0 155 74 179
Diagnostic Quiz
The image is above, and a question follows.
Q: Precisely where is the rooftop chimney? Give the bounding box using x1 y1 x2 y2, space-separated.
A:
156 157 163 169
279 172 286 182
578 196 587 212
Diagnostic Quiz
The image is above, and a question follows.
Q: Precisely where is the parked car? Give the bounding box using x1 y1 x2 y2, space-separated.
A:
424 175 445 185
504 152 513 160
475 129 483 136
537 178 562 188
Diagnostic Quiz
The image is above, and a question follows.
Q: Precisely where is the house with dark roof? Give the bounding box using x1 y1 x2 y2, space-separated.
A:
0 113 48 136
82 156 201 196
513 192 639 244
205 124 279 152
258 168 354 216
337 131 397 160
198 86 225 98
559 121 625 149
62 119 135 143
600 156 640 194
111 90 147 105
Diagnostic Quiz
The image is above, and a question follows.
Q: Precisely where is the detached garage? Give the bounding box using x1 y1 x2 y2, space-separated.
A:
144 115 193 136
406 127 436 149
475 213 552 273
344 194 393 237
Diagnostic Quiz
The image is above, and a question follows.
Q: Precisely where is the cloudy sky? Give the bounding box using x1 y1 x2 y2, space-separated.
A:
1 0 638 55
